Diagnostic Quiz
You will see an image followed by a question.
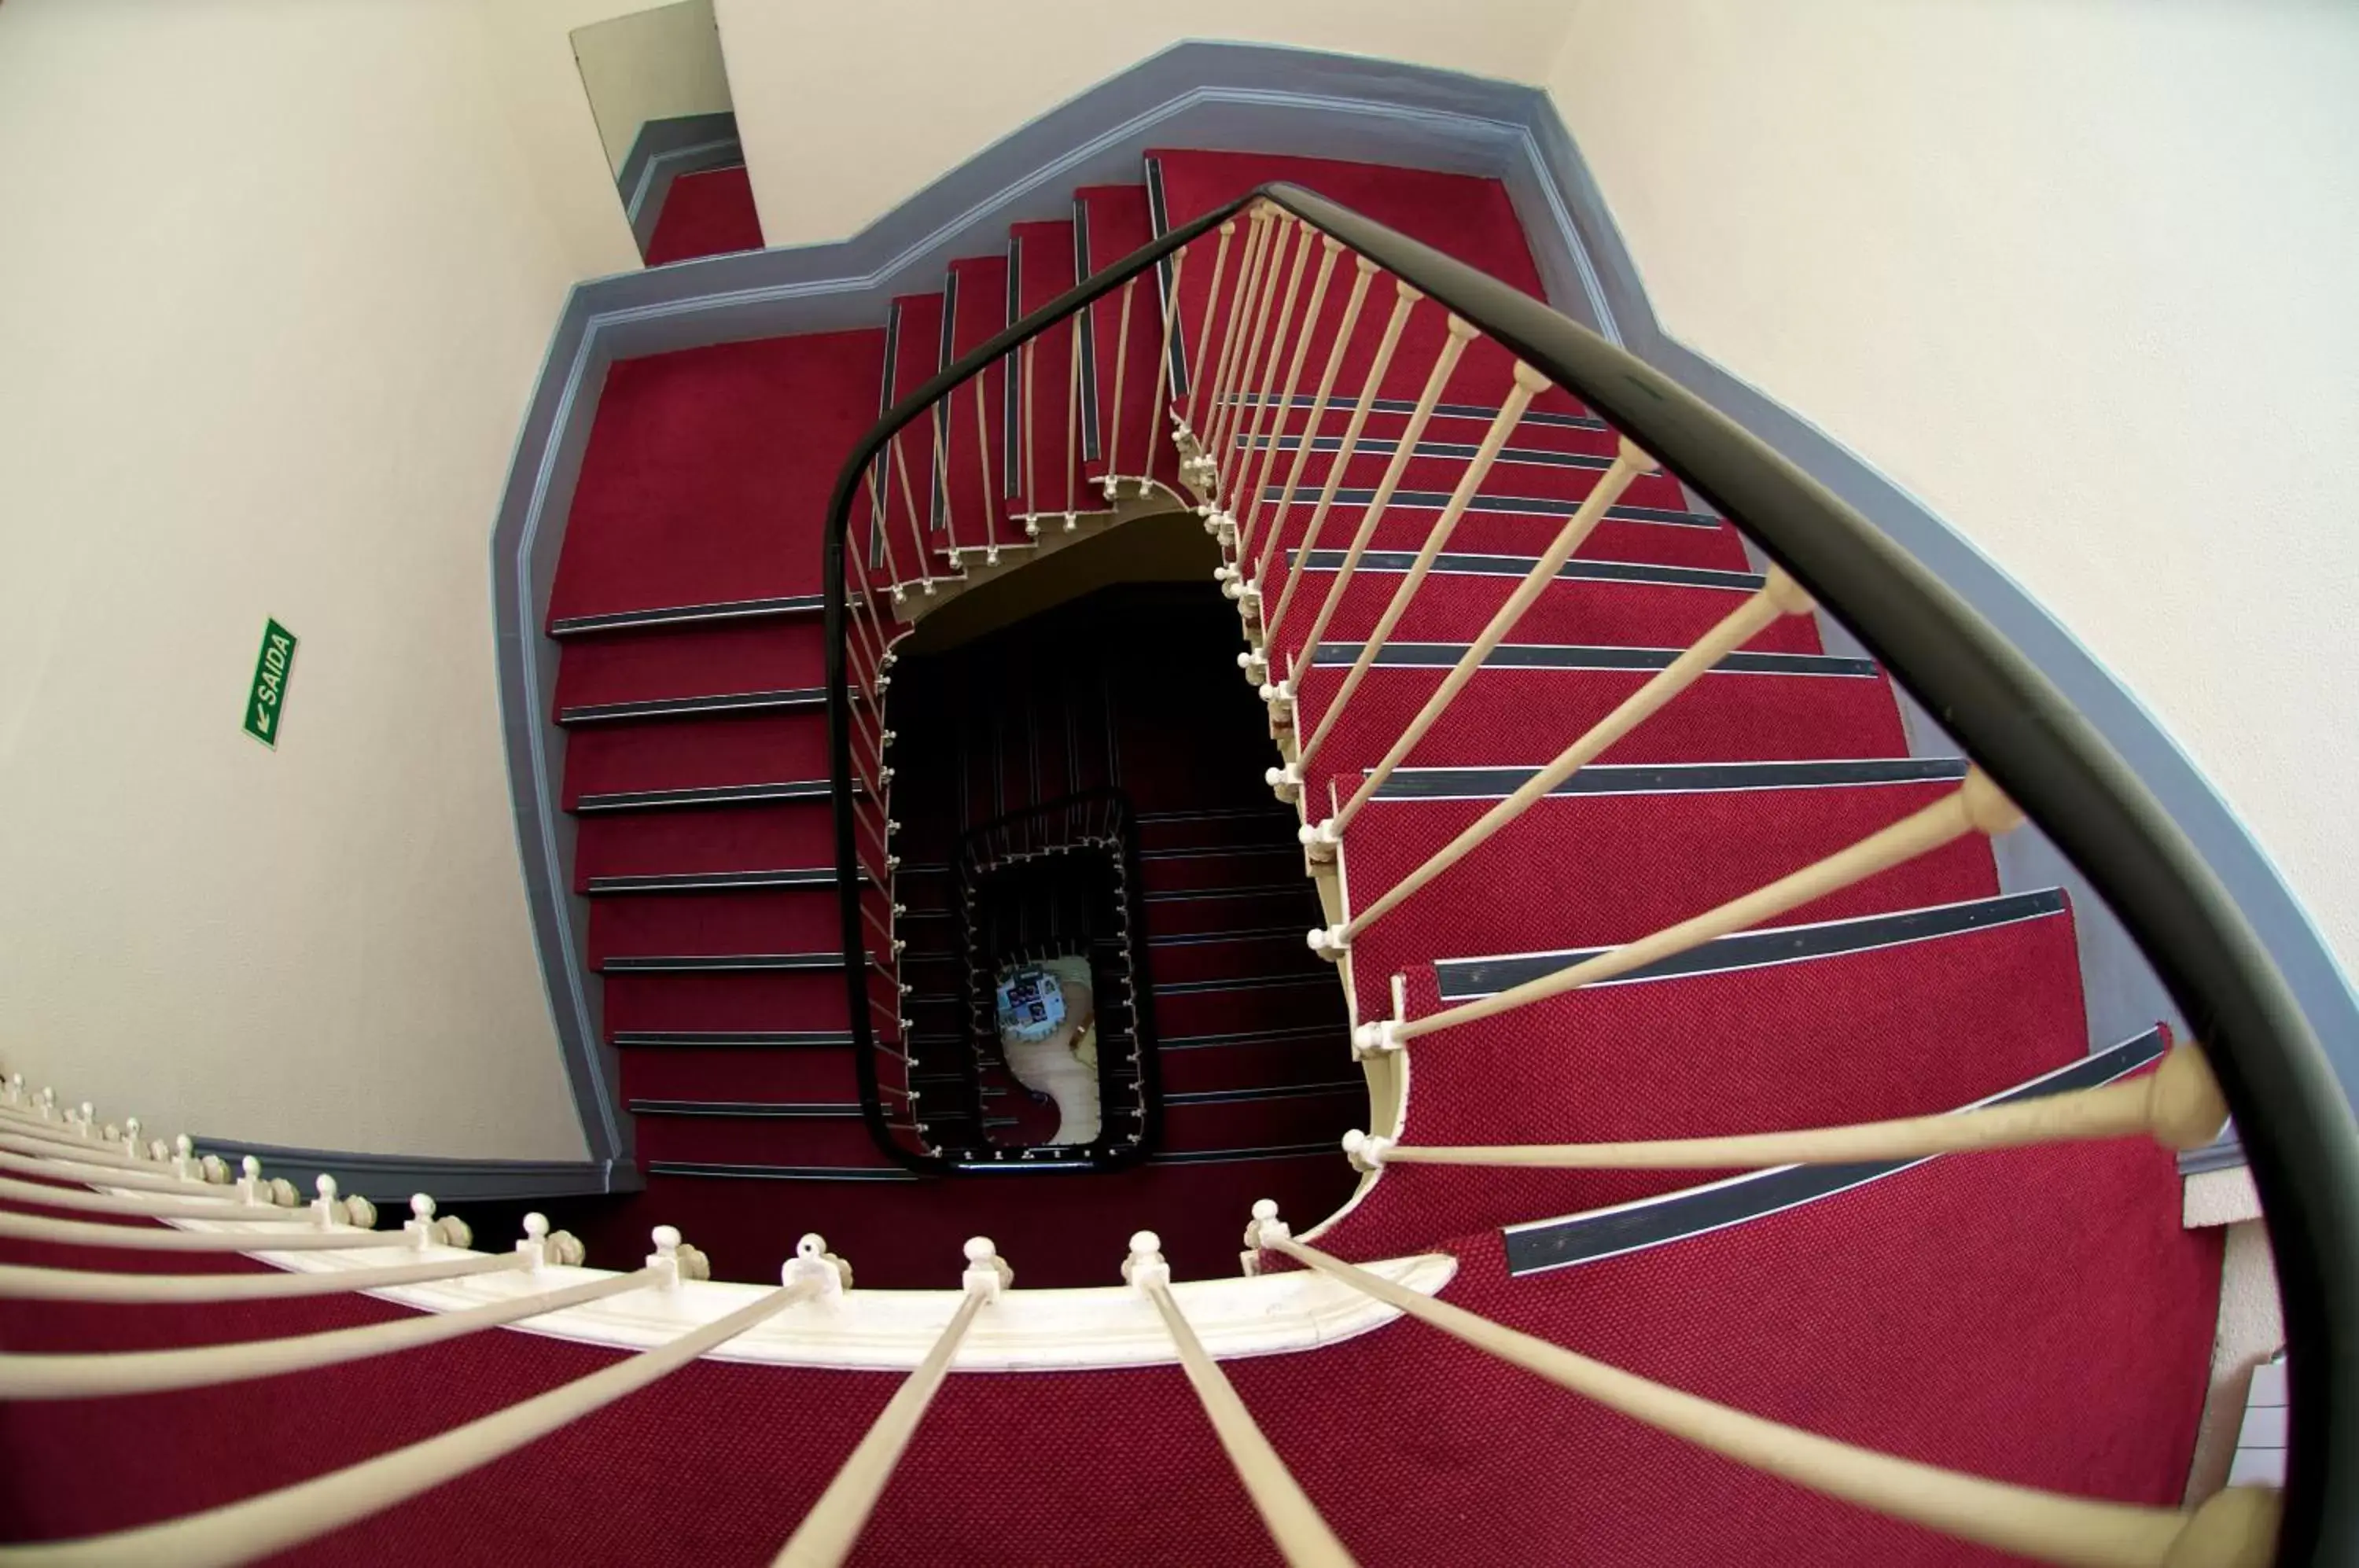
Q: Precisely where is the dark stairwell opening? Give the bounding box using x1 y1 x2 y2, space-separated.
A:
889 585 1359 1180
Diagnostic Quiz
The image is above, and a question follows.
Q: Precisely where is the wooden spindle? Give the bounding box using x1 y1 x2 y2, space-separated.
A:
1182 223 1232 439
1103 275 1138 488
1253 254 1378 595
1227 221 1316 560
1211 212 1291 505
772 1239 1010 1566
1141 248 1186 498
1347 1042 2230 1172
1264 280 1418 647
1126 1232 1359 1566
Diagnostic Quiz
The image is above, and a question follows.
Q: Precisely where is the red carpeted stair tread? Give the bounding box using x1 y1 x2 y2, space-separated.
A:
552 617 824 712
602 970 848 1038
550 329 884 623
1286 663 1908 812
1338 782 1999 1018
1263 509 1752 592
1149 980 1343 1041
1155 1036 1352 1097
573 803 840 885
1297 572 1826 650
1150 148 1576 426
560 712 834 804
1161 1090 1362 1152
1142 885 1319 938
620 1046 860 1107
634 1112 887 1169
1318 897 2091 1259
642 164 764 267
588 889 845 965
1152 149 1548 298
1146 928 1323 986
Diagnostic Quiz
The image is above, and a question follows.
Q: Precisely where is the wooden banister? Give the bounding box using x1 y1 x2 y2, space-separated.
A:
1260 1230 2279 1568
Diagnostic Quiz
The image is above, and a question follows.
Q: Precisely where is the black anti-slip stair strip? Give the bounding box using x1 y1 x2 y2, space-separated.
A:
598 953 844 974
548 594 826 638
1310 642 1879 678
1277 487 1720 528
1500 1025 2163 1276
1221 392 1607 432
1147 925 1312 948
1375 756 1970 803
1162 1080 1365 1106
1134 804 1298 826
1148 1141 1339 1165
1159 1024 1341 1051
646 1161 921 1183
558 687 827 724
610 1031 856 1048
573 779 837 814
1137 843 1301 861
1297 549 1761 592
1436 888 2068 1001
1143 882 1316 904
1154 973 1334 996
627 1100 867 1118
585 867 843 895
1242 435 1617 473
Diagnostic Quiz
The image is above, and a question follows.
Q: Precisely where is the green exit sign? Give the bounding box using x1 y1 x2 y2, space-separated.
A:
243 619 297 748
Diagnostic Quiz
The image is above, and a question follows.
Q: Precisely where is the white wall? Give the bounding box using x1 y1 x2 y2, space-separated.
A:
572 0 734 174
1548 0 2359 988
712 2 1581 248
0 0 592 1161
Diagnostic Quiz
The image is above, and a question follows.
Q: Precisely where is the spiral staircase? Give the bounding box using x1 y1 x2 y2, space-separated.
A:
0 143 2353 1568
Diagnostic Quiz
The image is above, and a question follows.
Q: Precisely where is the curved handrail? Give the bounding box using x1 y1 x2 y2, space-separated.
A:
820 183 2359 1561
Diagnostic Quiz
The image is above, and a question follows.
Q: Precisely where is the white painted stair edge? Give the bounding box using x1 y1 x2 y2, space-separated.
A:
144 1201 1456 1373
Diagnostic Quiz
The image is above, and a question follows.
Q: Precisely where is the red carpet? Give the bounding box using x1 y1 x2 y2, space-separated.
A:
644 165 764 267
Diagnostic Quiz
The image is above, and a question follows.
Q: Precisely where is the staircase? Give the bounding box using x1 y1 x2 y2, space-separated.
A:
0 142 2343 1568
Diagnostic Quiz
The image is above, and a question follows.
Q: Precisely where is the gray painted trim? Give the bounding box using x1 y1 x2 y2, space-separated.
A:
492 39 2356 1180
191 1139 632 1204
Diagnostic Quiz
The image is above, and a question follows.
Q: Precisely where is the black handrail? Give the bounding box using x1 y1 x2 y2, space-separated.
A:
823 183 2359 1561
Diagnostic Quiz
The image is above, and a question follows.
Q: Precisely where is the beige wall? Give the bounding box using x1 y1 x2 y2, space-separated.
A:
711 1 1580 247
475 0 659 278
572 0 734 175
0 0 591 1161
1548 0 2359 986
